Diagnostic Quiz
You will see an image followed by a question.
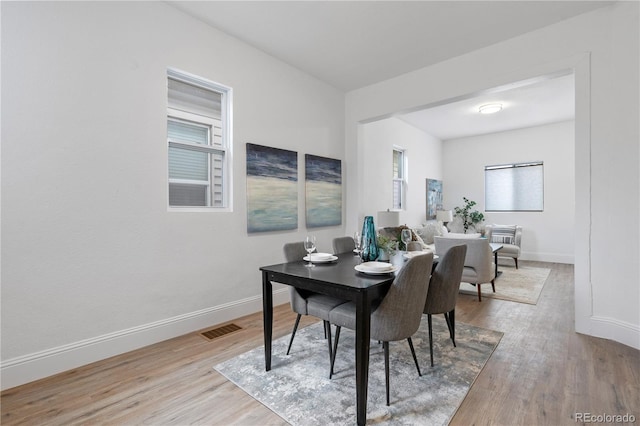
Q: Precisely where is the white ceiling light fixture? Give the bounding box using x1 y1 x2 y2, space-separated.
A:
479 103 503 114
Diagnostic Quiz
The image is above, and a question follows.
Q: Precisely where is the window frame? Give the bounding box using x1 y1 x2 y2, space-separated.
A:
167 68 233 212
392 147 406 210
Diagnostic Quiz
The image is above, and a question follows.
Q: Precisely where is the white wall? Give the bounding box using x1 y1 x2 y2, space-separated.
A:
443 120 575 263
346 3 639 349
1 2 345 388
359 118 442 228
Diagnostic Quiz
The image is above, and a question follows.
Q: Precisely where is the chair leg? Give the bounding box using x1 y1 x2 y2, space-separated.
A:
330 326 341 379
407 337 421 377
477 283 482 302
491 279 496 292
514 257 518 269
428 314 434 367
383 341 390 406
286 314 302 355
444 310 456 347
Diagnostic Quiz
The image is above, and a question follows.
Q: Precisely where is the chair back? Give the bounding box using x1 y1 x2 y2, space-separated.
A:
406 241 422 252
370 252 434 342
435 236 486 264
332 236 355 254
283 242 307 262
485 224 523 247
424 245 467 315
283 242 310 313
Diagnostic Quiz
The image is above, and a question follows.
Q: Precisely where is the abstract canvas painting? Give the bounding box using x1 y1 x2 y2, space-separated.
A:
426 178 443 220
246 143 298 233
305 154 342 227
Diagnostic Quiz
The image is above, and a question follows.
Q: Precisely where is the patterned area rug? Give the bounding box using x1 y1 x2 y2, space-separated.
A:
459 265 551 305
214 317 502 425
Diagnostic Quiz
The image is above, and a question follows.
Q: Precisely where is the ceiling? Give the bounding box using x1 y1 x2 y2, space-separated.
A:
167 1 611 138
396 72 575 140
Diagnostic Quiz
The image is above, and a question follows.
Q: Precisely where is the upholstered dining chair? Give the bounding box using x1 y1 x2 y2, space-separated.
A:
332 236 356 254
406 241 423 252
282 242 347 363
423 244 467 367
328 252 434 406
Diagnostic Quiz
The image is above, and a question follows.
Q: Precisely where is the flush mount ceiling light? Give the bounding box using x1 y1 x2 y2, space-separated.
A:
479 103 503 114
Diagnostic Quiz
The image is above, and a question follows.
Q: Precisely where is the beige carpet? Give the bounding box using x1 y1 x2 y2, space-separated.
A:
459 265 551 304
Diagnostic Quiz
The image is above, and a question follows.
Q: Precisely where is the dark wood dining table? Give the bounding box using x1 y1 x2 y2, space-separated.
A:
260 251 413 426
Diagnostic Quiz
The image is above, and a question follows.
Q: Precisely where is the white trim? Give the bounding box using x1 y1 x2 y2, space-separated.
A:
581 316 640 350
519 251 574 264
0 289 289 390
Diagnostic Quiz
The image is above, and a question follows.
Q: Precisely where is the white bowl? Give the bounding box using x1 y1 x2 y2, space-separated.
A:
309 252 333 261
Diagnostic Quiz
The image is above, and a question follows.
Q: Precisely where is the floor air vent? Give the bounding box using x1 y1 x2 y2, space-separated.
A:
200 323 242 340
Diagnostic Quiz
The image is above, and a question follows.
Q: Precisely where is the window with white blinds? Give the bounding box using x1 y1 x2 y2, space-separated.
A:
485 161 544 211
167 69 232 209
392 148 405 210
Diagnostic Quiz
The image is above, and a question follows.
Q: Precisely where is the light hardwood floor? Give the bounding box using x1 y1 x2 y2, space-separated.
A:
2 261 639 425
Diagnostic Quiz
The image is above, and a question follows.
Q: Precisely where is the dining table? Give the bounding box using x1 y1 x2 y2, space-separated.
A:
259 250 435 426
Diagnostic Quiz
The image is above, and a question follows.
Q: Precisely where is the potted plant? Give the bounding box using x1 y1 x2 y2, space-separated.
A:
376 234 398 261
453 197 485 233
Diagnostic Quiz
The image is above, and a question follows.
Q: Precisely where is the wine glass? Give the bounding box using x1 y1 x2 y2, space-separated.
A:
353 231 361 254
401 229 412 253
304 236 316 267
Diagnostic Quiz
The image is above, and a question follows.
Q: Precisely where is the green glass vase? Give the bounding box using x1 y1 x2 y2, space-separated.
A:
360 216 379 262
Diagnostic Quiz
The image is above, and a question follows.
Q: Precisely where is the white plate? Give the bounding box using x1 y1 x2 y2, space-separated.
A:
355 262 398 275
303 254 338 263
402 252 439 260
402 251 428 260
361 261 393 270
354 263 399 275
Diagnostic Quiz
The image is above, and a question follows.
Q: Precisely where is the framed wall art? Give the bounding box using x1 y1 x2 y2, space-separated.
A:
246 143 298 233
305 154 342 228
426 178 443 220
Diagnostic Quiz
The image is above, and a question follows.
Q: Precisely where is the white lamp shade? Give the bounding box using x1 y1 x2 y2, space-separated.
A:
377 211 400 228
436 210 453 222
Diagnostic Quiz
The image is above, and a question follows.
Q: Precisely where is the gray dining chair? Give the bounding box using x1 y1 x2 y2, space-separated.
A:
406 241 423 252
423 244 467 367
328 252 434 405
283 242 347 364
332 236 356 254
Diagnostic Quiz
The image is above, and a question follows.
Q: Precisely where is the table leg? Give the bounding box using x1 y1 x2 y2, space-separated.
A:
355 294 371 426
262 271 273 371
494 251 502 278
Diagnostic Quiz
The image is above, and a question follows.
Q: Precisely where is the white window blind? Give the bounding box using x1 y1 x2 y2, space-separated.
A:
485 162 544 211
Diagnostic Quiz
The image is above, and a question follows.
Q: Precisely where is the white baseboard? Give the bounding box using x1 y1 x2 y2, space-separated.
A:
577 315 640 350
0 288 290 391
520 251 574 264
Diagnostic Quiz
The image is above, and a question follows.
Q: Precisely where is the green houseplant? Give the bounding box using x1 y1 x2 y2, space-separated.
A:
453 197 485 233
376 234 398 260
